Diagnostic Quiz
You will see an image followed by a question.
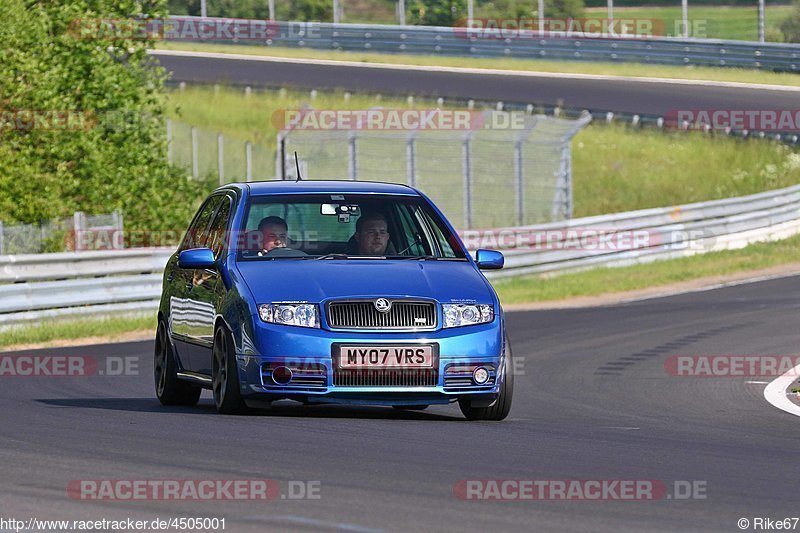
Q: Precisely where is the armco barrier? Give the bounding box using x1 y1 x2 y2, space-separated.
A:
165 17 800 73
1 184 799 328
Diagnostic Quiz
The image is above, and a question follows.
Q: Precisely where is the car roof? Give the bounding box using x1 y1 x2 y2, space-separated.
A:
220 180 420 197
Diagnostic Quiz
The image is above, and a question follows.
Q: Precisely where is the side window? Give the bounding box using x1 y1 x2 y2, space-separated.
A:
418 207 460 258
207 196 232 259
180 196 222 251
395 205 428 256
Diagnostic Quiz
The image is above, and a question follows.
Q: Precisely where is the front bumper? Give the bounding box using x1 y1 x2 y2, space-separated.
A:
235 317 505 404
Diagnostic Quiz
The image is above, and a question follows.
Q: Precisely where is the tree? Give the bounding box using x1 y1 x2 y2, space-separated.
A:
0 0 199 235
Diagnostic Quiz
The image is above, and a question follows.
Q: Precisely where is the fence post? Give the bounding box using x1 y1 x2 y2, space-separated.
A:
217 133 224 185
406 133 416 188
514 140 524 226
348 132 358 180
565 145 573 219
538 0 544 37
246 141 253 182
0 220 3 255
462 133 473 230
552 144 573 220
191 127 199 179
40 222 47 253
114 210 125 250
73 211 86 252
276 133 286 180
166 118 173 163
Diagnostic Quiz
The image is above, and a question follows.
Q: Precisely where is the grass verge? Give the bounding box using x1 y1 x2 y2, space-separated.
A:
155 42 800 87
493 233 800 304
0 315 155 351
584 5 793 41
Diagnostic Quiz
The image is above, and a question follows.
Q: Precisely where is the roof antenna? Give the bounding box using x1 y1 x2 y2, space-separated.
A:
294 151 302 182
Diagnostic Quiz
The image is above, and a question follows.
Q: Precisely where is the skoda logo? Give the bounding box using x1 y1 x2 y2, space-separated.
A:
374 298 392 313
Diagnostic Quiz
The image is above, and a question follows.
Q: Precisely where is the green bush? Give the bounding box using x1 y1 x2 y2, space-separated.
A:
0 0 200 235
544 0 585 20
409 0 468 26
167 0 332 21
780 0 800 42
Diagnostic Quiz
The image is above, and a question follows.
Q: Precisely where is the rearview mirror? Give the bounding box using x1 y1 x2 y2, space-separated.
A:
178 248 216 269
320 203 360 216
475 249 504 270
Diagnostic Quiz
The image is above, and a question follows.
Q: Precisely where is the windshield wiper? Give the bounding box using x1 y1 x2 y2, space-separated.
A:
394 255 440 260
313 253 350 260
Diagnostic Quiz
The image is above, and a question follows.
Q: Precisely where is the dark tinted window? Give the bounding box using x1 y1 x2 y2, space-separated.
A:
207 196 232 259
180 195 222 251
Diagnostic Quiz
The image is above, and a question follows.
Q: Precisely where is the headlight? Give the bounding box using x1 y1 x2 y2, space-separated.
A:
259 303 319 328
442 304 494 328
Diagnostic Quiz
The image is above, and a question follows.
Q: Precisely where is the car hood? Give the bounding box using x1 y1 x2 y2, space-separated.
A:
236 259 495 305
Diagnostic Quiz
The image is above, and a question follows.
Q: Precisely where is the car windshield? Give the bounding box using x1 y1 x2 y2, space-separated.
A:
237 193 467 261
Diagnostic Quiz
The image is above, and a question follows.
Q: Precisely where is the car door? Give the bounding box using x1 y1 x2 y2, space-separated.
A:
170 195 222 371
185 193 233 375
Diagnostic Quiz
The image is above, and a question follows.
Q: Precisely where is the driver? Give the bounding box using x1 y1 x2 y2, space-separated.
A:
257 216 288 255
353 212 391 256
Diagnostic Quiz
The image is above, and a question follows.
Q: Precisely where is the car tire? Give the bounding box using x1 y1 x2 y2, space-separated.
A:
458 336 514 421
392 405 429 411
212 325 249 415
154 320 201 406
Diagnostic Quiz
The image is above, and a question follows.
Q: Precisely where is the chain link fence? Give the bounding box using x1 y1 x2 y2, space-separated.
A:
277 111 591 229
0 211 123 255
167 119 276 183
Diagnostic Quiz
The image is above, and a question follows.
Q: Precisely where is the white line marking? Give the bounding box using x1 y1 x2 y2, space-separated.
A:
746 380 769 384
763 363 800 417
148 49 800 93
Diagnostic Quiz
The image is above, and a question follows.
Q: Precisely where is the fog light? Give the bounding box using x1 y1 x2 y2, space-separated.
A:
272 366 293 385
473 367 489 384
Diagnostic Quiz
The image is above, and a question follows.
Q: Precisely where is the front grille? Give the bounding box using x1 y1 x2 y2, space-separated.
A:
327 300 437 330
334 369 438 387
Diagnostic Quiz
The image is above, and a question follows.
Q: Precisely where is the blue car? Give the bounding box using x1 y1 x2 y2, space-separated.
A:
155 180 513 420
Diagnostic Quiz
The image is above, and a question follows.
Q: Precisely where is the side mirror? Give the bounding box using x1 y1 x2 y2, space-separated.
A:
475 249 504 270
178 248 216 269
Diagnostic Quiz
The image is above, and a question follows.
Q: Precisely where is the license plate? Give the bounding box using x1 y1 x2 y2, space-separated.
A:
337 345 434 369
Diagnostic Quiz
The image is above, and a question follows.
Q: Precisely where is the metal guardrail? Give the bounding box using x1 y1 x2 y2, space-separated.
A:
2 184 800 328
165 17 800 73
482 184 800 278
